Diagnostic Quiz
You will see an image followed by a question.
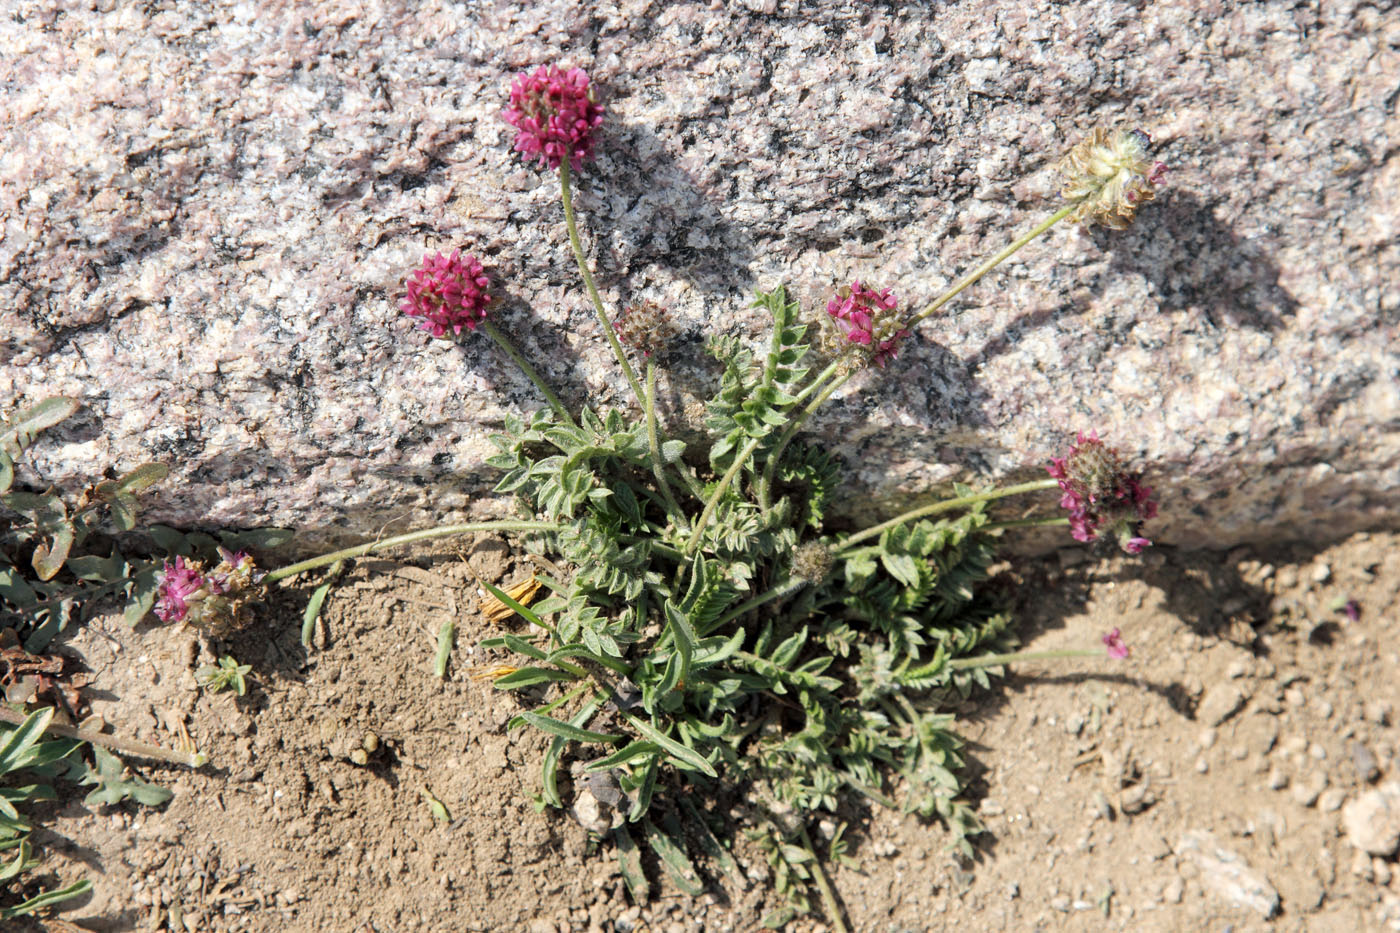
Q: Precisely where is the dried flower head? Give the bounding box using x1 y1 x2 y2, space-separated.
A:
1059 127 1167 229
1047 431 1158 554
1102 628 1131 659
503 65 605 172
792 541 835 583
613 300 675 358
824 282 910 369
401 250 492 338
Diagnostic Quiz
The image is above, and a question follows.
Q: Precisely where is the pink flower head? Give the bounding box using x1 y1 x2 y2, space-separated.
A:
1338 599 1361 623
825 282 909 368
1102 628 1131 659
1048 431 1158 554
154 557 213 623
401 250 492 338
503 65 605 172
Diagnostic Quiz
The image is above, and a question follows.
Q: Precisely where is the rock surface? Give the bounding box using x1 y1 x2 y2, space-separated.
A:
1343 782 1400 858
4 1 1397 549
1177 830 1281 919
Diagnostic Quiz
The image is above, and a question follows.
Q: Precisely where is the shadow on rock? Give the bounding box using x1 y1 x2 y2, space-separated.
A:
579 121 758 309
1095 190 1299 331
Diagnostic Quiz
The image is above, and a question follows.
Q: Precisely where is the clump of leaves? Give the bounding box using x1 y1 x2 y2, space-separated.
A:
0 398 170 650
195 655 252 696
0 708 90 920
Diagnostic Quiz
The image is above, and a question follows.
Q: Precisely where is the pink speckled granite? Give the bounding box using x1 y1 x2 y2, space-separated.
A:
4 1 1397 551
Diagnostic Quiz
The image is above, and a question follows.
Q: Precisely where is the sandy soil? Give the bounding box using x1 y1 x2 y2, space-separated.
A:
9 531 1400 933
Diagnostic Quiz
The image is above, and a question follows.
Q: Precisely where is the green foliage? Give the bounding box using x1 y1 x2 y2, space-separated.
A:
479 286 1031 923
196 655 253 696
79 744 174 808
0 708 89 918
0 398 170 649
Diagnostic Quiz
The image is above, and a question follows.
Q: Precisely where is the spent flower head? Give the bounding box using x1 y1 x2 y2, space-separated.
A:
613 300 676 359
1059 127 1167 229
824 282 910 369
401 250 492 338
1048 430 1158 554
503 65 605 172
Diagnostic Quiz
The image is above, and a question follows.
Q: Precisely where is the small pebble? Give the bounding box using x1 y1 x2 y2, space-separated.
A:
1311 562 1332 584
1267 769 1289 791
1198 683 1247 727
1352 743 1380 782
1050 895 1071 912
1308 742 1327 761
1163 877 1185 904
1195 757 1209 774
1291 773 1328 807
1319 789 1347 813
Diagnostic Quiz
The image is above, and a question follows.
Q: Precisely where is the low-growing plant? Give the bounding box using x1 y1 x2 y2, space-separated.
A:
195 655 253 696
230 69 1164 928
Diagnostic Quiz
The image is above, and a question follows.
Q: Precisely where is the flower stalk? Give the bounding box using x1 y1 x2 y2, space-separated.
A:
834 478 1060 553
482 321 577 428
264 521 565 584
558 160 648 411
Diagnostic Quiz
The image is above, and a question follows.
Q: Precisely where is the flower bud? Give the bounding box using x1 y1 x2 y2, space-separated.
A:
1058 127 1167 229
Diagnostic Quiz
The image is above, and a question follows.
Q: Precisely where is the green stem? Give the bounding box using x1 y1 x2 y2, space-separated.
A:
909 204 1074 328
949 647 1101 670
702 576 810 636
0 707 207 768
797 822 850 933
834 478 1060 553
982 516 1071 533
685 436 763 557
645 361 686 525
789 357 845 407
264 521 565 584
758 367 850 510
481 321 577 428
558 159 647 410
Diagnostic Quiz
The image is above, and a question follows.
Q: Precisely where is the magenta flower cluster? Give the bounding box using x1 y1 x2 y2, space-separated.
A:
1048 431 1158 554
503 65 605 172
154 549 258 625
401 250 492 338
826 282 910 368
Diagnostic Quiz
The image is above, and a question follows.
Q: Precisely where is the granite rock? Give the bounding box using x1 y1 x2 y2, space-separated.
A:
4 1 1397 550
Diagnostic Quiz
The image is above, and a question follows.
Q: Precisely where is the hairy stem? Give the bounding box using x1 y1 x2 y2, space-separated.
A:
685 436 762 557
834 478 1060 553
645 361 686 525
798 822 850 933
909 204 1075 328
264 521 565 584
481 321 577 428
558 160 647 410
0 707 207 768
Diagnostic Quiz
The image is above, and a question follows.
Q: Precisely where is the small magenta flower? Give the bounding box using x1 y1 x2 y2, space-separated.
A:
1048 431 1158 554
1102 628 1131 659
401 250 492 338
1338 599 1361 622
825 282 910 368
503 65 605 172
1059 127 1167 229
154 557 216 624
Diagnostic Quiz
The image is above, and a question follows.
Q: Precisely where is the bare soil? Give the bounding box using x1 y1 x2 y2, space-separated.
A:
10 531 1400 933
